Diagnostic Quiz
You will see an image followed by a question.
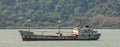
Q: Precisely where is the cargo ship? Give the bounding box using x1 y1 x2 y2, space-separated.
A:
19 26 101 41
19 20 101 41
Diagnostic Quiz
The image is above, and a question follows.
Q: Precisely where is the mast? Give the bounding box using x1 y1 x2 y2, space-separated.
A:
27 19 31 32
79 20 82 29
57 20 61 34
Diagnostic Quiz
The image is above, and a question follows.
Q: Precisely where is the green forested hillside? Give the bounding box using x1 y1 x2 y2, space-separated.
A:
0 0 120 29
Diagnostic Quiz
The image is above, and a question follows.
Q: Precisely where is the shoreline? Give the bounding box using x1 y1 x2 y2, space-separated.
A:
0 27 120 29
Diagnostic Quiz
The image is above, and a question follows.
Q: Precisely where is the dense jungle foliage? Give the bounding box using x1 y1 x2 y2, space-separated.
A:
0 0 120 29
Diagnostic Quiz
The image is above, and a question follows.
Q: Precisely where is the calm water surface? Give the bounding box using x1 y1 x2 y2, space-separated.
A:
0 29 120 47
